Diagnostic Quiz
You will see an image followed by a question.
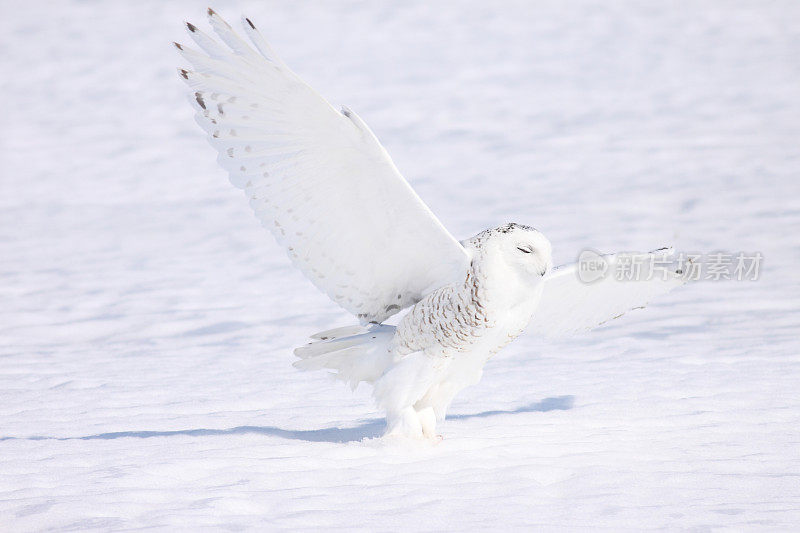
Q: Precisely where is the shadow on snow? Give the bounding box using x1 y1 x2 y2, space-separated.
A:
3 395 574 444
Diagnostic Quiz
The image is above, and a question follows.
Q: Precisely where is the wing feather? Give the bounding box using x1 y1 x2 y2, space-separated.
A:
529 249 688 338
177 11 469 323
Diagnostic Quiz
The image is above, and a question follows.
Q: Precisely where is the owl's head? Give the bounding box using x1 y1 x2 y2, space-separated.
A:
462 223 553 281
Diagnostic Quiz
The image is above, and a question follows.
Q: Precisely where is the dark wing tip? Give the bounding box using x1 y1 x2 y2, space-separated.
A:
179 68 190 79
207 7 217 16
186 22 197 33
173 42 183 50
245 17 255 29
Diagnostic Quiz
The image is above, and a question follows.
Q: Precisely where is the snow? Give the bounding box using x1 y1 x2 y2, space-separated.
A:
1 0 799 530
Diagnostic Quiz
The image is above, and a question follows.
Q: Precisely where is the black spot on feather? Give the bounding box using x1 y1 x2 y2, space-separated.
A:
245 17 256 29
186 22 197 33
173 42 183 50
194 92 206 109
179 69 189 79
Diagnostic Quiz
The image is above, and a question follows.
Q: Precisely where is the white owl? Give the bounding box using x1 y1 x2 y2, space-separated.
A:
177 10 687 440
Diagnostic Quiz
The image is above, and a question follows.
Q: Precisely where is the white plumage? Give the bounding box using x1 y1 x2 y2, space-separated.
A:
176 12 467 324
177 10 688 440
528 250 688 338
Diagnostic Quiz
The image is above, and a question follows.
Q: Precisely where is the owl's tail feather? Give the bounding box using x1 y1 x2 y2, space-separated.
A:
293 324 396 390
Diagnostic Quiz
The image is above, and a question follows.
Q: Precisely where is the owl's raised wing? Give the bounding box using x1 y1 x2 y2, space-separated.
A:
176 10 469 323
528 249 689 338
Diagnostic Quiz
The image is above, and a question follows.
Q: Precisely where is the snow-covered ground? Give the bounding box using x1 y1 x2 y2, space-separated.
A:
2 1 799 530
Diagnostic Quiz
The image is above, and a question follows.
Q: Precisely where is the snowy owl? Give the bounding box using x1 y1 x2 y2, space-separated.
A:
176 10 687 439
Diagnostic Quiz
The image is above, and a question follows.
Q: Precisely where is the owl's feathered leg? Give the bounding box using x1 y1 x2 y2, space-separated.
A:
374 352 444 439
385 406 424 438
417 406 438 439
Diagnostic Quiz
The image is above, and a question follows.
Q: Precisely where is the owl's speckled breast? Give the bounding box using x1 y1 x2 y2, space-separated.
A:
393 259 541 360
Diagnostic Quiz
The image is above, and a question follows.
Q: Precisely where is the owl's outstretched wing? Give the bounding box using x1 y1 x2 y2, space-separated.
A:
176 10 469 323
528 249 688 338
